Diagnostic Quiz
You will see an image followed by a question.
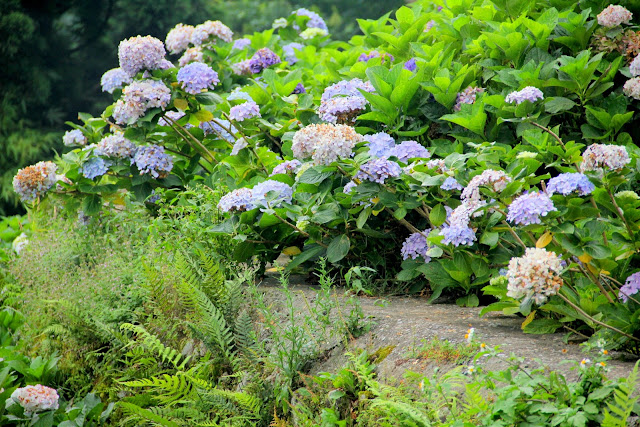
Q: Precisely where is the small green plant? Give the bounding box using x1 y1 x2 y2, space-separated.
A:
404 336 477 364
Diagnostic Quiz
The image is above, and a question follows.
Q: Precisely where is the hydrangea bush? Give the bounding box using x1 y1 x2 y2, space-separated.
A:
13 1 640 350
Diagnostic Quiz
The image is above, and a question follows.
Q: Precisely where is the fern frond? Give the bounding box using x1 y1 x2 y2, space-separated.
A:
123 373 196 405
41 324 69 337
201 388 262 418
119 402 181 427
602 360 640 427
120 323 191 370
369 399 432 426
234 310 257 359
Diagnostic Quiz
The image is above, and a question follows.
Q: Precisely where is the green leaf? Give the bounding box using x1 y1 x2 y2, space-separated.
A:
544 97 576 113
456 294 479 307
522 318 562 334
430 204 447 227
287 245 325 270
327 235 350 263
298 166 333 184
195 92 223 105
82 194 102 216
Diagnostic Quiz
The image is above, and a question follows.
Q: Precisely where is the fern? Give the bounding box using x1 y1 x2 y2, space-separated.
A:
201 388 262 419
120 323 191 370
369 399 432 426
174 249 227 308
602 360 640 427
234 310 258 359
123 372 200 405
119 401 182 427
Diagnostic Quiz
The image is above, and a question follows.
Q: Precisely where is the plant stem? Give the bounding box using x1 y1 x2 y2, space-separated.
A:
164 115 219 165
271 211 328 248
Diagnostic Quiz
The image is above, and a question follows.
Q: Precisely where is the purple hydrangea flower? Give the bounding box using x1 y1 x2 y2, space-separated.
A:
227 90 253 102
118 35 166 77
318 78 375 124
177 62 219 94
507 191 557 226
441 224 477 246
249 48 281 74
441 177 463 191
364 132 395 158
282 42 304 64
81 157 111 179
292 83 306 94
147 190 161 204
165 24 194 54
100 68 133 93
619 272 640 303
218 188 255 212
404 58 417 72
200 119 237 141
271 160 302 175
229 101 261 121
112 80 171 125
355 158 402 184
388 141 431 163
230 138 248 155
132 145 173 178
401 230 432 261
95 134 137 158
191 20 233 45
63 129 87 147
505 86 544 105
293 8 328 31
251 180 293 208
343 181 357 194
232 38 251 51
231 59 253 76
158 111 187 127
454 86 484 111
358 51 394 63
546 173 595 196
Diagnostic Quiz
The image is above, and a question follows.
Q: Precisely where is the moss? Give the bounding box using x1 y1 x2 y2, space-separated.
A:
368 345 396 363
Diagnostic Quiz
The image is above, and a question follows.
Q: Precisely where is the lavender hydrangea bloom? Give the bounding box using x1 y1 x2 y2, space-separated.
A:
271 160 302 175
401 230 432 261
507 191 556 226
179 46 203 66
293 8 328 31
321 79 375 101
364 133 395 158
546 173 595 196
251 180 293 208
218 188 255 212
118 35 166 77
112 80 171 125
63 129 86 147
165 24 194 54
454 86 484 111
229 101 261 121
191 20 233 45
230 138 248 155
630 56 640 77
441 224 477 246
505 86 544 105
343 181 357 194
200 119 237 141
318 79 375 123
619 272 640 303
581 144 631 172
441 177 463 191
404 58 417 72
100 68 133 93
177 62 219 94
249 48 281 73
132 145 173 178
95 134 137 158
158 111 187 127
282 42 304 64
388 141 431 163
227 90 254 102
81 157 111 179
232 38 251 51
355 158 402 184
292 83 306 94
358 51 394 63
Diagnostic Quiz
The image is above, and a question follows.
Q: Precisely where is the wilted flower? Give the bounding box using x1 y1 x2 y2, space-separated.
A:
218 188 254 212
251 180 293 208
81 157 111 179
507 191 557 226
505 86 544 104
112 80 171 125
300 28 328 39
118 35 166 76
597 5 632 28
229 101 261 121
11 385 59 415
177 62 219 94
100 68 133 93
465 328 475 343
623 77 640 100
355 158 402 184
401 230 432 262
165 23 194 54
292 123 362 165
191 20 233 45
249 48 281 73
619 272 640 303
232 38 251 51
132 145 173 178
95 134 137 158
441 177 463 191
506 247 563 305
271 160 302 175
179 46 203 67
454 86 484 111
388 141 431 163
293 8 328 31
462 169 511 201
364 132 395 158
63 129 86 147
580 144 630 172
546 173 594 196
13 161 58 202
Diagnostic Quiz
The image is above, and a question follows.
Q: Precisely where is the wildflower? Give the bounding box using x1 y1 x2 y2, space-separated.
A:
179 46 203 66
466 365 476 375
100 68 132 93
546 173 595 196
602 349 609 355
177 62 219 94
580 358 591 368
507 191 557 226
506 248 564 305
580 144 630 172
282 42 304 64
318 79 375 124
619 271 640 302
11 385 59 415
505 86 544 104
271 160 302 176
63 129 86 147
191 20 233 45
292 123 362 165
623 77 640 100
118 35 166 76
441 177 463 191
13 161 58 202
251 180 293 208
401 230 432 262
465 328 475 343
200 119 237 141
599 361 607 367
248 48 281 74
404 58 417 72
480 343 486 349
454 86 484 111
229 101 261 121
132 145 173 178
112 80 171 125
597 5 633 28
293 8 328 31
218 188 254 212
388 141 431 163
462 169 511 201
165 23 194 54
232 38 251 51
364 132 395 158
355 158 402 184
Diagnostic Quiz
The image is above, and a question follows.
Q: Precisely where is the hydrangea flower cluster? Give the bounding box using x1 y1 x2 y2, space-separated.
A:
358 51 394 63
441 177 463 191
191 20 233 45
580 144 630 172
619 272 640 303
12 161 58 202
179 46 203 67
426 159 448 173
546 173 595 196
217 188 254 212
271 160 302 175
165 23 194 54
158 110 187 127
232 38 251 51
292 83 306 94
292 124 362 165
229 101 261 121
623 77 640 100
293 8 328 31
300 28 328 39
95 134 137 158
177 62 219 94
364 132 395 158
462 169 511 201
231 59 253 76
81 157 111 179
100 68 133 93
355 158 402 184
425 20 436 31
132 145 173 178
387 141 431 163
506 247 564 305
282 42 304 64
249 48 281 74
112 80 171 125
507 191 557 226
318 78 375 123
401 230 432 262
454 86 484 111
343 181 357 194
630 56 640 77
227 90 254 102
505 86 544 104
440 199 484 247
63 129 86 147
597 5 633 28
404 58 417 72
118 35 166 76
11 385 59 415
230 138 248 155
200 119 237 141
251 180 293 208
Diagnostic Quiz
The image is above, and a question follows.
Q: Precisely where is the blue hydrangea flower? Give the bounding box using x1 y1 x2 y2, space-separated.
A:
282 42 304 64
200 119 237 141
232 38 251 51
249 48 281 73
147 190 161 204
292 83 306 94
229 101 261 121
100 68 133 93
404 58 417 72
177 62 219 94
227 90 254 102
318 78 375 123
364 133 395 158
63 129 87 147
218 188 255 212
118 35 166 77
343 181 357 194
95 134 137 158
251 180 293 208
401 230 432 261
293 8 328 31
505 86 544 105
388 141 431 163
231 138 248 155
546 173 595 196
112 80 171 125
271 160 302 175
619 272 640 303
454 86 484 111
132 145 173 178
358 51 394 63
355 158 402 184
441 177 463 191
441 224 476 247
507 191 557 226
81 157 111 179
